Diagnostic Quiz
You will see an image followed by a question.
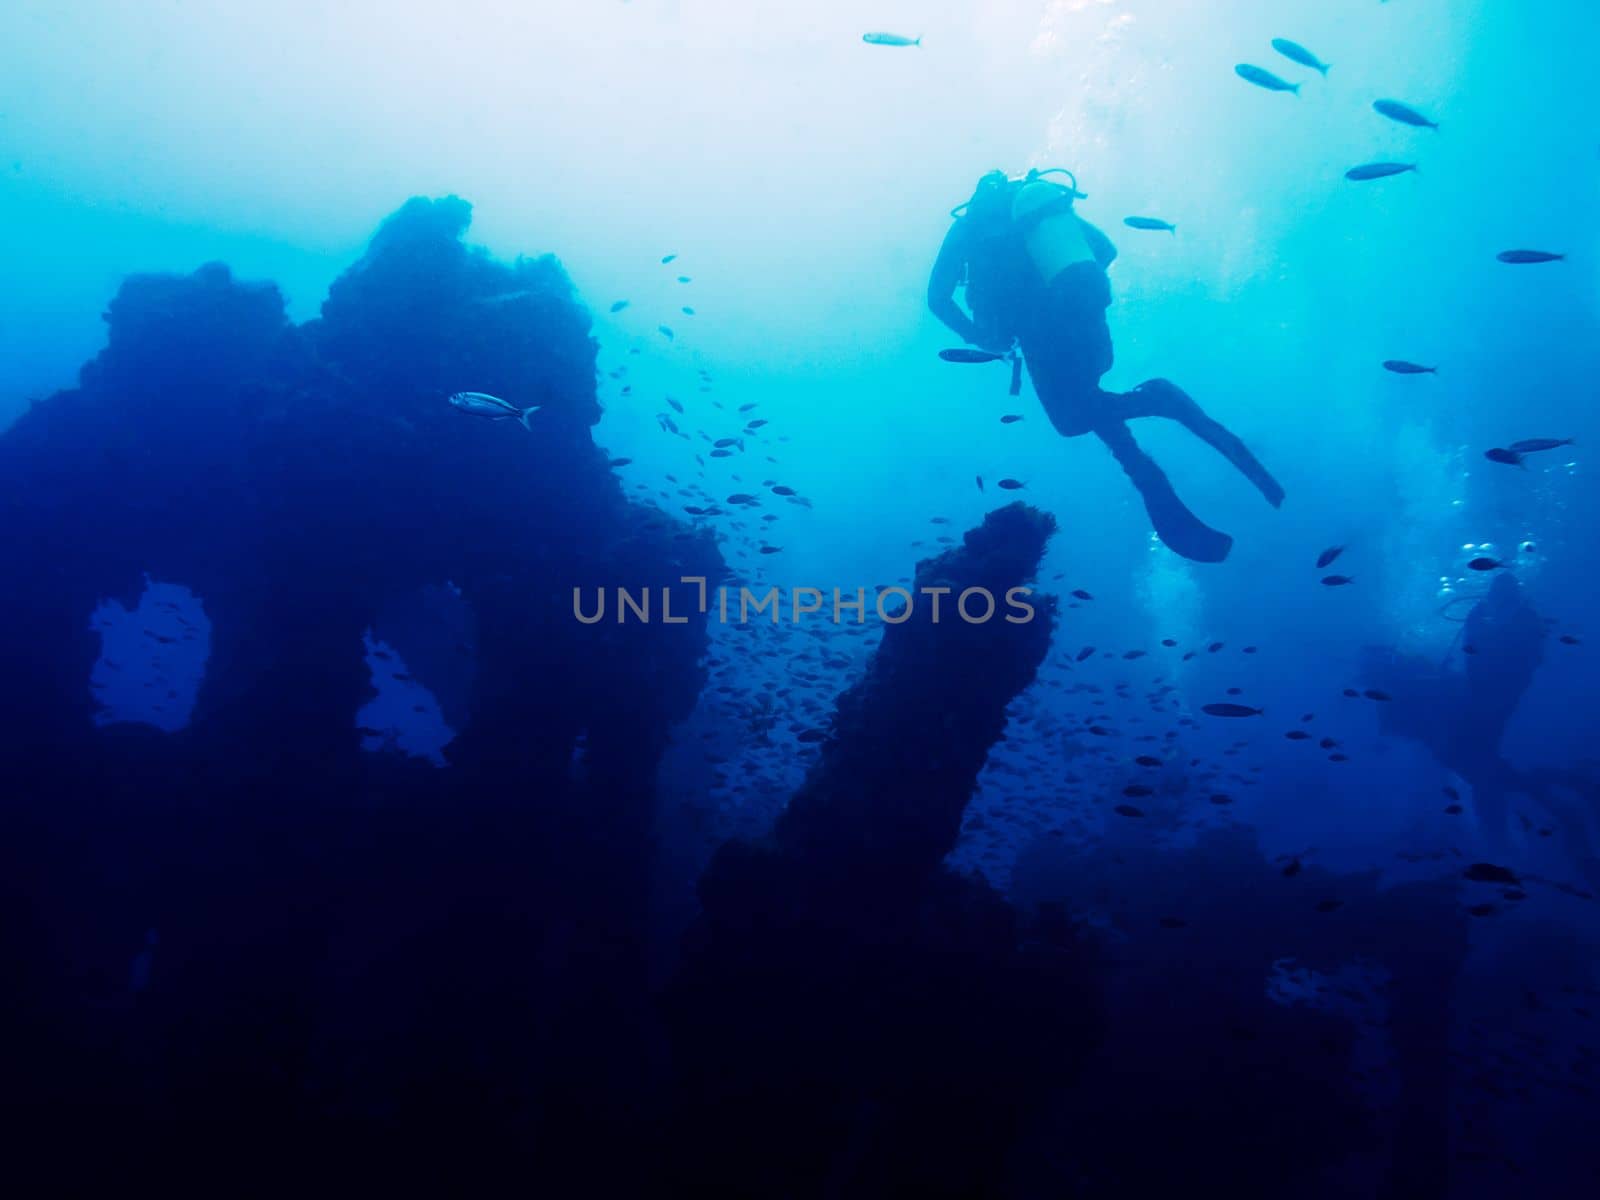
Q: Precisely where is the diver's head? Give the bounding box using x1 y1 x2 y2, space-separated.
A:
974 168 1008 193
1026 166 1087 200
1485 572 1522 608
956 170 1012 222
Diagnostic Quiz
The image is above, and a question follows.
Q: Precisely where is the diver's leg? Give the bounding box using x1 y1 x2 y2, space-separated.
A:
1095 421 1233 563
1019 264 1118 437
1021 345 1106 437
1116 378 1286 509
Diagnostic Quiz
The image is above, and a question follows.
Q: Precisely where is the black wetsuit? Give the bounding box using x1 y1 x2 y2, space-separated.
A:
929 209 1284 563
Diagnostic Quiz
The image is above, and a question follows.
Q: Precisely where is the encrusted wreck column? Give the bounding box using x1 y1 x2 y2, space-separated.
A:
0 197 720 1190
663 502 1099 1198
774 503 1059 885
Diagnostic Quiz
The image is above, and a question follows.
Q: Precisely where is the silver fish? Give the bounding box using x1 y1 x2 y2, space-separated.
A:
1346 162 1416 181
1373 99 1438 130
1124 216 1177 234
1271 39 1329 76
446 391 540 431
863 32 920 47
1202 702 1264 718
1235 64 1300 94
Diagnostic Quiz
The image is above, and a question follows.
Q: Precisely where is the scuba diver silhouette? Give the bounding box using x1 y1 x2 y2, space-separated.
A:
928 168 1284 562
1365 572 1600 894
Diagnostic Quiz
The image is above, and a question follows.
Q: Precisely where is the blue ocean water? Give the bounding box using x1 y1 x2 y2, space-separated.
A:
2 2 1598 1195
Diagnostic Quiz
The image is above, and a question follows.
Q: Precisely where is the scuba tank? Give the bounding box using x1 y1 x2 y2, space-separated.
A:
1010 168 1093 286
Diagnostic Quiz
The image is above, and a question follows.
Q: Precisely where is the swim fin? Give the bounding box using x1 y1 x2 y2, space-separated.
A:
1096 421 1234 563
1123 379 1285 509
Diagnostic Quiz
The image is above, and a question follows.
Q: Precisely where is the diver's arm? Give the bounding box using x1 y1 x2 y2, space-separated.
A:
927 223 982 344
1079 218 1118 269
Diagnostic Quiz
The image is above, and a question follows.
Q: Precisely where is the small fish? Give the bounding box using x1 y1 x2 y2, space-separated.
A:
1444 804 1464 815
1463 862 1519 886
609 299 629 313
1209 794 1233 806
658 325 675 340
608 457 632 467
1497 249 1564 264
713 437 742 448
939 347 1007 364
1346 162 1417 181
997 478 1026 490
1076 646 1096 662
1134 755 1162 767
1285 730 1311 740
1373 99 1438 129
677 275 692 283
1071 589 1094 601
1322 575 1355 586
1114 803 1146 818
446 391 541 431
1282 859 1302 878
862 31 921 47
661 254 677 264
1235 64 1300 94
666 396 685 414
1124 216 1176 234
1363 689 1392 702
1271 38 1330 76
1316 546 1344 568
1122 784 1153 798
1506 438 1574 453
975 475 984 491
771 485 796 496
1383 360 1436 374
1467 557 1505 571
1202 703 1264 718
1560 634 1581 645
759 545 783 554
682 306 696 316
1484 448 1525 468
1000 414 1024 424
